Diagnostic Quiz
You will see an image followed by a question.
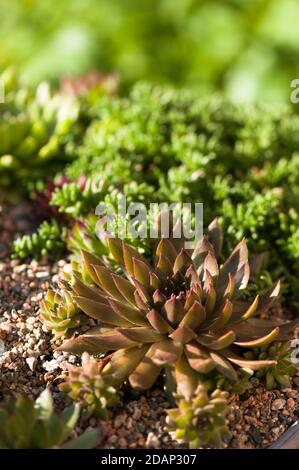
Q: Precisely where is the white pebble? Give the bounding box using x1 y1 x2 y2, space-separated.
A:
26 357 37 371
145 432 160 449
36 272 50 279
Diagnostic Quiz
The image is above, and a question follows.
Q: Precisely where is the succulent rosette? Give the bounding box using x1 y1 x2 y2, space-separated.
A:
0 389 100 449
60 352 119 419
58 213 298 396
166 384 231 449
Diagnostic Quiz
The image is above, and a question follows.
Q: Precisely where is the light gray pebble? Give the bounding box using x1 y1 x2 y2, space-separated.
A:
13 264 27 273
26 357 38 371
36 272 50 279
0 339 5 356
145 432 160 449
43 359 59 372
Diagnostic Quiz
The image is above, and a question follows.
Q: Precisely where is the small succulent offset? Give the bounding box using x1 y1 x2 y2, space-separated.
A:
0 389 101 449
244 341 298 389
39 288 82 338
67 215 110 262
61 216 297 386
167 381 230 449
204 368 253 395
50 177 109 218
12 219 66 260
60 352 119 419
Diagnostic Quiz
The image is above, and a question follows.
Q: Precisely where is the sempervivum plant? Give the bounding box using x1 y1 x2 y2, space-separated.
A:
60 352 119 419
166 380 231 449
39 288 83 338
60 215 298 392
244 341 298 389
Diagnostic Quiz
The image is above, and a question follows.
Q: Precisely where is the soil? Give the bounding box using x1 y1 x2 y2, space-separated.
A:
0 201 298 449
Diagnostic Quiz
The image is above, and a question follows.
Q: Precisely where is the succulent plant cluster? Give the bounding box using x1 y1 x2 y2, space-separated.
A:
4 76 299 449
60 217 297 389
167 384 231 449
0 70 80 198
60 352 119 419
11 177 161 260
0 389 100 449
9 81 299 307
244 341 298 390
39 288 83 338
12 219 66 260
50 177 108 218
46 213 298 448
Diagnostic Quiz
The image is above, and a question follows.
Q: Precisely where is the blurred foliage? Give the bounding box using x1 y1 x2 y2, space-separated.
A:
0 68 116 200
1 0 299 102
0 389 101 449
0 68 79 198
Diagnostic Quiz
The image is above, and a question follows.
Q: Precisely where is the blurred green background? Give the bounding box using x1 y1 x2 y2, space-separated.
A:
1 0 299 102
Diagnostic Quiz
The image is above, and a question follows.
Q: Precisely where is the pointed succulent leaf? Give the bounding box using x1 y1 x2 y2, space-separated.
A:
225 353 277 371
203 300 233 331
217 239 249 297
164 296 185 324
122 242 150 276
169 326 197 344
156 237 177 265
133 258 152 288
197 330 236 351
59 328 139 354
185 342 215 374
252 282 280 317
207 218 223 259
175 355 200 400
209 352 239 381
72 275 106 302
129 355 162 390
146 309 172 333
92 265 125 301
117 327 164 344
102 346 149 386
234 326 280 348
180 301 206 330
111 273 136 306
173 249 193 275
204 252 219 279
108 298 149 326
156 254 173 277
73 296 132 326
148 339 182 366
106 237 124 266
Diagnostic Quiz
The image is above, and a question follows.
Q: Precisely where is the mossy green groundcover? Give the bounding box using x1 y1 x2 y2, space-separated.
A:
3 73 299 307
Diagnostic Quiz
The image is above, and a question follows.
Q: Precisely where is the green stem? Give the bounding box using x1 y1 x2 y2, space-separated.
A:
164 367 176 406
